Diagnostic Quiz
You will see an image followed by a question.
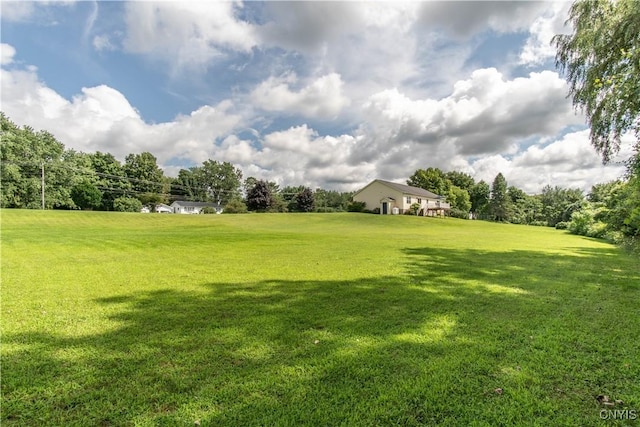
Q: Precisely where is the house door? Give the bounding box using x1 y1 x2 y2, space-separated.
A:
382 202 388 215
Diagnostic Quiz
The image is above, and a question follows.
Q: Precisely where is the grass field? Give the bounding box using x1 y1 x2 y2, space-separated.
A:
2 209 639 426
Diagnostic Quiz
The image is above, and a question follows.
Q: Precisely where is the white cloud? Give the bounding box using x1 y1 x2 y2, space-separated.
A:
251 125 374 188
355 68 583 162
519 2 572 66
92 35 115 52
0 2 36 22
470 130 628 193
250 73 350 119
1 43 16 65
257 2 424 106
1 32 631 195
0 1 76 23
123 1 257 69
0 60 244 166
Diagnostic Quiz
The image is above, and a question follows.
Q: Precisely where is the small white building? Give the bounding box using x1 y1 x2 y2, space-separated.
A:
352 179 450 216
170 201 223 214
156 203 173 213
141 203 172 213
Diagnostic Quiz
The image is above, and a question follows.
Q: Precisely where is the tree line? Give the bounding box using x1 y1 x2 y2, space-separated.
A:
404 166 639 248
0 113 354 214
1 111 638 248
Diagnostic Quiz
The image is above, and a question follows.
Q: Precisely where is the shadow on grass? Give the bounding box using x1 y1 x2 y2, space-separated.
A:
3 247 639 426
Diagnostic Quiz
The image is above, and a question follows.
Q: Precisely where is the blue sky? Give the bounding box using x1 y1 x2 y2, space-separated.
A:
1 1 631 192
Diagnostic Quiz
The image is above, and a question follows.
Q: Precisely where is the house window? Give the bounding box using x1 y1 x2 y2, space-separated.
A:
417 198 422 204
406 196 411 204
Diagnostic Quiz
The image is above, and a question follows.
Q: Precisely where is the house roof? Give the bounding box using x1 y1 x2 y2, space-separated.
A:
356 179 445 199
171 201 222 208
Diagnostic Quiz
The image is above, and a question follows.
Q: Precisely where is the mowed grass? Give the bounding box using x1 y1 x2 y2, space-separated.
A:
2 210 639 426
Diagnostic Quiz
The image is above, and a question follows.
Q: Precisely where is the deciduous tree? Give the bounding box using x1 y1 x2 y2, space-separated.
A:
199 160 242 205
124 152 165 194
71 180 102 210
445 171 475 192
295 187 315 212
553 0 640 163
408 168 450 196
470 180 491 217
246 180 273 212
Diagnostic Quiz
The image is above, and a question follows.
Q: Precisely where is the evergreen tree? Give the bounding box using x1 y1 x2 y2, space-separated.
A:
490 173 511 222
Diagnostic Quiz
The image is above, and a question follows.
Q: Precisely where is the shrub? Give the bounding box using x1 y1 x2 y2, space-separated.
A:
568 208 593 236
347 201 366 212
409 203 422 215
587 221 608 238
113 197 142 213
71 181 102 210
223 199 248 214
200 207 218 214
555 221 569 230
449 208 469 219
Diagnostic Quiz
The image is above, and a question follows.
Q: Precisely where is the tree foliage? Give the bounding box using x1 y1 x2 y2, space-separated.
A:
295 187 315 212
0 113 75 209
553 0 640 163
490 173 511 222
113 197 142 212
171 168 207 202
223 198 248 214
470 181 491 217
448 185 471 213
199 160 243 205
246 180 273 212
539 185 584 227
71 180 102 210
407 167 451 196
314 189 353 212
90 151 132 210
445 171 475 192
124 152 165 194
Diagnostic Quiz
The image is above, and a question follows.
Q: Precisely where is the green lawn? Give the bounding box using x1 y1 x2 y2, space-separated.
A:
2 210 639 426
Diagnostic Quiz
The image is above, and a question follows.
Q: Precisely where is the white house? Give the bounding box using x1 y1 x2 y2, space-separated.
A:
156 203 173 213
141 203 172 213
170 201 224 214
352 179 450 216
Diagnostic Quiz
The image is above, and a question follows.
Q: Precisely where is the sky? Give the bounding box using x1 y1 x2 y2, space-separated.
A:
0 1 633 194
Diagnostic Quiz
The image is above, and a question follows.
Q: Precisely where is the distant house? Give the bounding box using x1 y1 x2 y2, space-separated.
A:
170 201 223 214
141 203 172 214
156 203 173 214
352 179 450 216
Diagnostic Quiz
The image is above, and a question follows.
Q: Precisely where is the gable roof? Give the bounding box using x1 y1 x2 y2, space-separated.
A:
355 179 445 199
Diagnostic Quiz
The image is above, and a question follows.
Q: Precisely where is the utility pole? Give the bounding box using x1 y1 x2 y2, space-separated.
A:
41 163 45 210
